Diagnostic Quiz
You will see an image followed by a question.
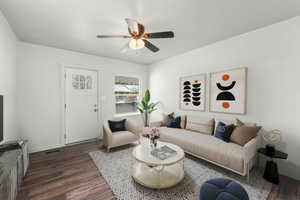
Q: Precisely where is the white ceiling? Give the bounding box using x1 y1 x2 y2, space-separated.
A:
0 0 299 64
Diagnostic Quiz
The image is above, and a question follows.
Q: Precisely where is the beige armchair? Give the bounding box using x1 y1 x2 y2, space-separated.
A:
103 118 141 151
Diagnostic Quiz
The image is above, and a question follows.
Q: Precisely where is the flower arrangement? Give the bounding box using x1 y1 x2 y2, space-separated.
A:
143 128 160 149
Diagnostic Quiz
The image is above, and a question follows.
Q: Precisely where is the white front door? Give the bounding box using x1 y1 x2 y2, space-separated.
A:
64 67 99 144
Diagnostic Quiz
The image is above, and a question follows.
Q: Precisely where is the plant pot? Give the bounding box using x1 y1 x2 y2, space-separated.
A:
142 112 150 127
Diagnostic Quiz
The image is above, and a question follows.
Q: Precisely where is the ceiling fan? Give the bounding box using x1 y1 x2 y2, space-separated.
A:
96 18 174 53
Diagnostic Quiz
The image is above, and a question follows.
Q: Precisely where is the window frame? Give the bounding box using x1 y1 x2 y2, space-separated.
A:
113 74 142 116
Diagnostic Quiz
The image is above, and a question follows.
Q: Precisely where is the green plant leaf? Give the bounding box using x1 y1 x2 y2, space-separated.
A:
148 103 154 108
137 106 144 113
143 89 150 104
149 102 159 109
138 90 158 124
141 100 147 110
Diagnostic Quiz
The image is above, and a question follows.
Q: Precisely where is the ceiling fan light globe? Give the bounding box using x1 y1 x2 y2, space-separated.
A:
129 39 144 49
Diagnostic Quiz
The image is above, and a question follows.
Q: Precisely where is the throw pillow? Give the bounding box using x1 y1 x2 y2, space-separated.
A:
214 122 235 142
213 119 236 135
180 115 187 129
108 119 126 132
236 118 257 127
230 120 262 146
161 112 175 126
167 116 181 129
236 118 244 126
186 116 214 135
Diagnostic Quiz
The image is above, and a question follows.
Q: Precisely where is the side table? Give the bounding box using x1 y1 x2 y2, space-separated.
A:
257 147 288 184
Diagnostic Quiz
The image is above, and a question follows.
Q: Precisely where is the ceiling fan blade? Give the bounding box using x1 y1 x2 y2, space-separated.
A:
143 39 159 52
137 23 145 37
96 35 130 38
125 18 144 36
144 31 174 39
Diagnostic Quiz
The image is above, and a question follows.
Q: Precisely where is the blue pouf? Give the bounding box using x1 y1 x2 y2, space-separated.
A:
200 178 249 200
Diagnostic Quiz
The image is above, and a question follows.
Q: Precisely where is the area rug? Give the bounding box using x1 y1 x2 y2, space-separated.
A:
89 145 271 200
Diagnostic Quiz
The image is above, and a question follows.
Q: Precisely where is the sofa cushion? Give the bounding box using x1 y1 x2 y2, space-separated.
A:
214 122 235 142
108 119 126 132
230 119 261 146
185 115 214 135
159 127 244 173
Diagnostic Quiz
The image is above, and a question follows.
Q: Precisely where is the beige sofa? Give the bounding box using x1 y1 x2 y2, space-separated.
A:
103 118 141 151
151 115 261 178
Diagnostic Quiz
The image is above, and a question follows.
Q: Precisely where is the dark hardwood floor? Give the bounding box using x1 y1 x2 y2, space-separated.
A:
16 141 299 200
17 141 115 200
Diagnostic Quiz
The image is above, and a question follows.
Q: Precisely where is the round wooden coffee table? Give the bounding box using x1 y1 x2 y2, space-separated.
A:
132 141 185 189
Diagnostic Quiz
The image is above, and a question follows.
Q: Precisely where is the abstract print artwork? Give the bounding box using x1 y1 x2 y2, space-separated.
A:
210 67 247 114
180 74 206 111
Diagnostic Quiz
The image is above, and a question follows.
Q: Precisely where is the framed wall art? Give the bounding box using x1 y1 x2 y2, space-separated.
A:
210 67 247 114
180 74 206 111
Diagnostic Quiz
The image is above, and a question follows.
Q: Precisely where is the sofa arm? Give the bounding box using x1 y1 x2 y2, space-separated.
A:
150 121 163 127
125 119 142 137
103 122 113 148
243 135 261 163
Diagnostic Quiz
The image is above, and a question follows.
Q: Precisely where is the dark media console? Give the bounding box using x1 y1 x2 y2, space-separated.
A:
0 95 3 143
0 140 29 200
0 143 21 153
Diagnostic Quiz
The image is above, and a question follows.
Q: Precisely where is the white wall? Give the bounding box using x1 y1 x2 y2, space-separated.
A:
149 17 300 180
0 11 18 142
17 42 148 152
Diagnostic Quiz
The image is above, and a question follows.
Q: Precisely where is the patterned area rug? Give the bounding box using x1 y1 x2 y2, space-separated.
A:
89 145 271 200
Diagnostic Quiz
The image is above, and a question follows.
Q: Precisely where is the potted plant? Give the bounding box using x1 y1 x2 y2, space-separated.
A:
137 89 159 127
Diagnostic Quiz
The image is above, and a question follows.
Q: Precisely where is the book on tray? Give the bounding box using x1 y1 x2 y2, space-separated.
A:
151 145 177 160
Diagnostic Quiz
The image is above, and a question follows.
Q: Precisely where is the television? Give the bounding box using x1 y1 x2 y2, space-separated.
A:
0 95 3 142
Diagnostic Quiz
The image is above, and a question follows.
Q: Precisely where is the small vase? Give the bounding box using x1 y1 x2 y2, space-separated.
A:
150 138 158 150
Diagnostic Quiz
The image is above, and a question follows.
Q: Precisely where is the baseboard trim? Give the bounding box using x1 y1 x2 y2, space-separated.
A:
31 138 101 154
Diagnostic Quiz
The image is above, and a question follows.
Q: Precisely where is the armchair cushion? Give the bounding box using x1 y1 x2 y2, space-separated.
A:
103 118 141 150
111 131 139 147
108 119 126 132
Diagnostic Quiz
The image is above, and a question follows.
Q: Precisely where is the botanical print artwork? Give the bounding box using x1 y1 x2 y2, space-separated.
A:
210 67 247 114
72 74 92 90
180 74 206 111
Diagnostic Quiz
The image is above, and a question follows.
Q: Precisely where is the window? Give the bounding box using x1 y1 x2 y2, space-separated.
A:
115 76 140 114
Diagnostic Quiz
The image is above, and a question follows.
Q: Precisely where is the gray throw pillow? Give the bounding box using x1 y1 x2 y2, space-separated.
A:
161 112 174 126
